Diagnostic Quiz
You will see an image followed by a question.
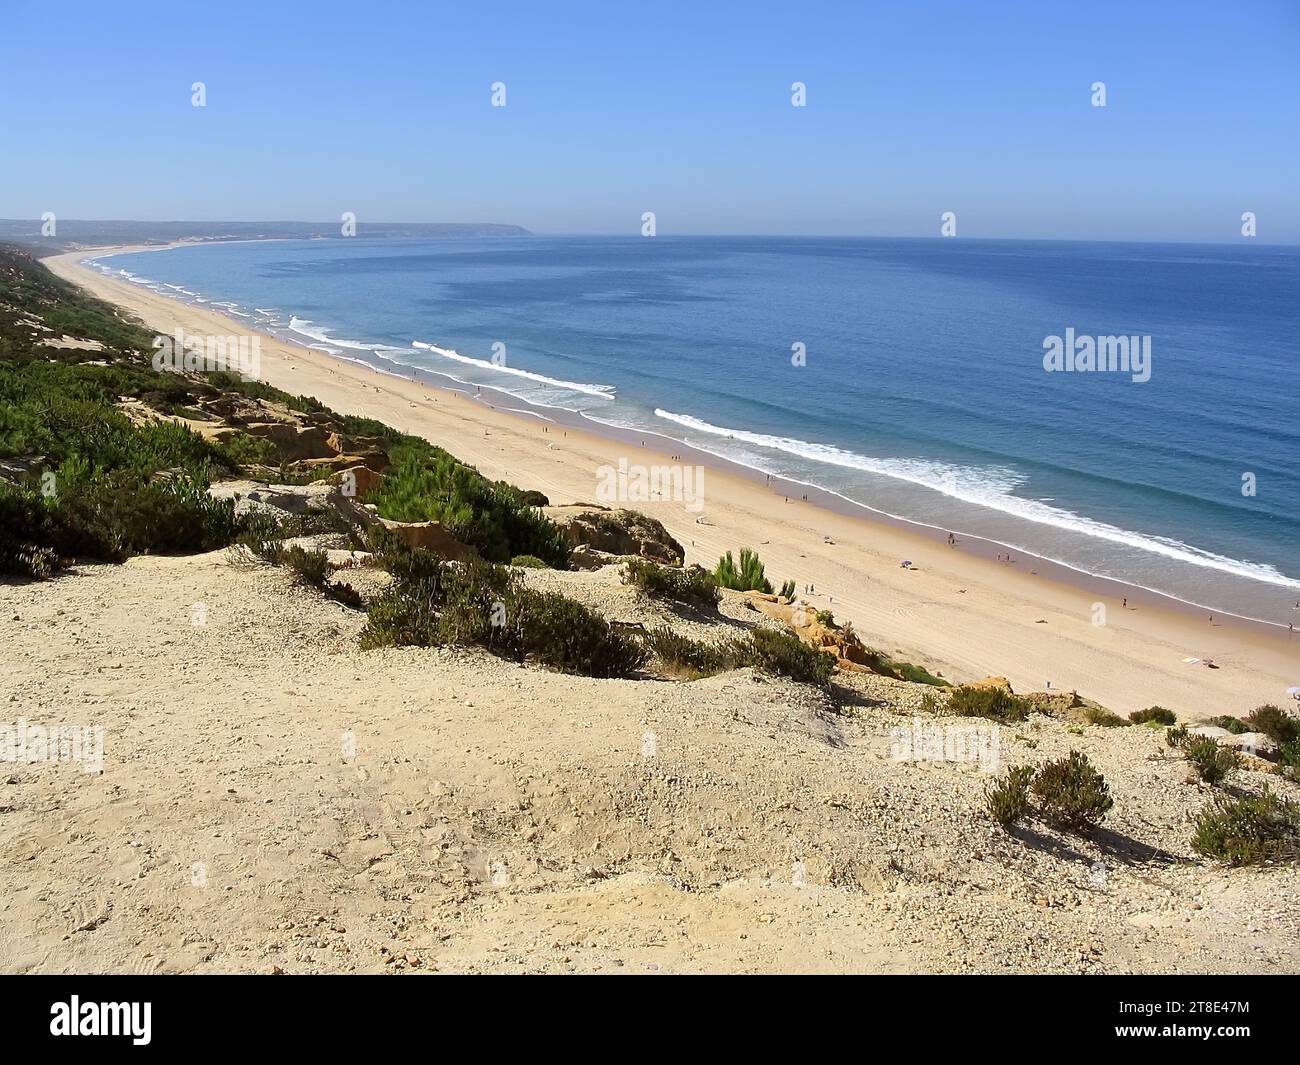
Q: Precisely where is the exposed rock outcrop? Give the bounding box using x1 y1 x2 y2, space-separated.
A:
542 505 684 565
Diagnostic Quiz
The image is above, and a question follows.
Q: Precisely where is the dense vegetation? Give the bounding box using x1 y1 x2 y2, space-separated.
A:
0 246 250 574
0 244 569 576
367 444 569 567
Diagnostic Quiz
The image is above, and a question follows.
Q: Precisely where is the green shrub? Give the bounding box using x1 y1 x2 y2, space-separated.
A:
621 558 720 607
985 765 1035 829
946 685 1033 723
218 432 279 468
1278 739 1300 777
1244 704 1300 746
1206 715 1250 735
778 579 795 600
280 545 330 587
1030 751 1113 831
814 609 836 627
641 625 752 679
511 589 649 678
1166 724 1189 748
1192 787 1300 865
1084 706 1128 727
359 551 644 678
1130 706 1176 726
510 554 549 569
748 627 835 687
1186 738 1238 786
714 547 773 593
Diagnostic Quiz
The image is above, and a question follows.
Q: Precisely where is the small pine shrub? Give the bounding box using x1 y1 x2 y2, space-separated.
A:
985 765 1035 829
510 554 549 569
778 578 795 600
1206 715 1250 735
1192 787 1300 865
748 627 836 687
1030 751 1113 831
814 609 836 627
714 547 773 594
1130 706 1176 726
946 685 1033 723
1186 737 1238 786
1166 724 1189 748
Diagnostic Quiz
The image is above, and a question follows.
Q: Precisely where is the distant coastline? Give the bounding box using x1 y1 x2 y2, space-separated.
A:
0 219 531 256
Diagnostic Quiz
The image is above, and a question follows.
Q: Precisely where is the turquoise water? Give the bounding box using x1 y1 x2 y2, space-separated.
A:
99 236 1300 625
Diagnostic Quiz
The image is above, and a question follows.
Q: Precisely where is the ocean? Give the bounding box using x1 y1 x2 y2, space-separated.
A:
95 235 1300 626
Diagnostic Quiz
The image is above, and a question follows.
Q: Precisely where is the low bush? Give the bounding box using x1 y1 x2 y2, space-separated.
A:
1185 738 1238 786
1129 706 1176 726
360 549 645 678
1206 715 1250 735
1192 787 1300 865
748 626 835 687
778 578 795 600
1166 724 1189 748
1244 704 1300 746
621 558 720 607
510 554 549 569
641 625 752 679
946 685 1033 723
1084 706 1128 728
1030 751 1113 831
985 765 1035 829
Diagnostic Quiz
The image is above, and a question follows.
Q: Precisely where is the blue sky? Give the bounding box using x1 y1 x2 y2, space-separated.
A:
2 0 1297 241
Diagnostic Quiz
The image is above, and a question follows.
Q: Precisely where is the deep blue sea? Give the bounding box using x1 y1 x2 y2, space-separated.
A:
97 236 1300 625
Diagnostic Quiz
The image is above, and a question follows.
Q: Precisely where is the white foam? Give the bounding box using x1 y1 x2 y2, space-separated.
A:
412 340 616 399
654 409 1300 592
288 317 375 351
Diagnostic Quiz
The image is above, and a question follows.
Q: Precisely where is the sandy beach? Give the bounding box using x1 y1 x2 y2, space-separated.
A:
45 246 1299 720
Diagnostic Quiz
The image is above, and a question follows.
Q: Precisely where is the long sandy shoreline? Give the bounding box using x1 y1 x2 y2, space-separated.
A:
44 244 1299 718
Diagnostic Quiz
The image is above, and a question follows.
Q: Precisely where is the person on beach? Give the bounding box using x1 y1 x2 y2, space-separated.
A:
947 532 955 546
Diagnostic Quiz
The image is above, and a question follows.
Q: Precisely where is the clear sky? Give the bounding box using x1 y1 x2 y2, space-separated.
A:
3 0 1297 241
